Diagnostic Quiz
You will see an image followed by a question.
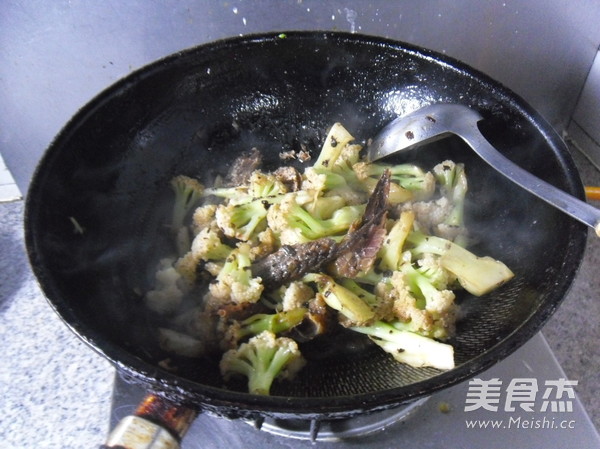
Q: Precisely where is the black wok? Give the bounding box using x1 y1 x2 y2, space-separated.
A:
25 31 586 432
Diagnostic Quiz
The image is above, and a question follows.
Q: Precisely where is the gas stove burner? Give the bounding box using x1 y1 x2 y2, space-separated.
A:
247 397 429 442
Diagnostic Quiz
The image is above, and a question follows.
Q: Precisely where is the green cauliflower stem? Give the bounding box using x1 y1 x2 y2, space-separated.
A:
354 162 435 199
287 201 364 240
308 123 367 204
400 263 456 339
340 278 395 322
219 330 306 395
302 167 366 206
203 184 251 204
268 193 364 243
192 227 234 261
407 231 514 296
175 227 234 284
313 122 356 169
170 175 204 256
352 269 387 286
305 273 375 325
374 270 451 339
215 200 269 241
402 263 455 309
303 167 353 192
302 195 348 220
223 308 308 349
433 160 468 243
415 254 455 290
203 170 288 205
378 210 415 272
351 164 413 204
350 320 455 370
170 175 204 230
249 171 288 198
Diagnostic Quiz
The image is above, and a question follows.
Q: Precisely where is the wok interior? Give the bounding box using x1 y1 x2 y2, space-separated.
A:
26 33 586 412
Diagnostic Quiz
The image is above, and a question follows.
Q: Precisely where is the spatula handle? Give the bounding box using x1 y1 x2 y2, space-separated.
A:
461 123 600 237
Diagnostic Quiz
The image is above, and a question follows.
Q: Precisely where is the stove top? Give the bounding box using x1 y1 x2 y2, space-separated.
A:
109 333 600 448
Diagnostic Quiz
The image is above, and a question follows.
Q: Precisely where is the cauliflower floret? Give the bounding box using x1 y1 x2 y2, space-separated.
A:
145 258 187 314
267 190 363 245
433 160 467 221
407 230 514 297
266 194 307 245
411 257 457 321
192 204 217 234
302 167 366 205
175 227 234 284
281 281 315 311
170 175 204 231
265 196 289 235
424 288 455 315
204 261 224 277
383 267 457 340
220 308 308 351
219 330 306 395
249 228 279 260
248 170 288 198
216 200 268 241
208 243 264 304
192 227 233 260
174 252 199 286
334 143 362 168
300 168 327 196
158 328 206 358
352 162 417 204
376 272 433 332
401 197 451 234
415 253 457 289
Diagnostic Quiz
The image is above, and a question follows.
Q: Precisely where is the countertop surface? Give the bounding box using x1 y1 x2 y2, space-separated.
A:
1 147 599 448
1 200 114 448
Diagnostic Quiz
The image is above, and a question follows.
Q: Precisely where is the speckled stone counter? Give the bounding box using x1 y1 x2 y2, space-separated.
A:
542 146 600 431
0 200 114 447
1 148 599 448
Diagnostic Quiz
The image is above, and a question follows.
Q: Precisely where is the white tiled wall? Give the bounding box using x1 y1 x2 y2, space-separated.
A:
568 49 600 171
0 153 22 202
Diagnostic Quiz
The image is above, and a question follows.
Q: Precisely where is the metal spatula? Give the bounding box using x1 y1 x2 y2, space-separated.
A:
367 103 600 236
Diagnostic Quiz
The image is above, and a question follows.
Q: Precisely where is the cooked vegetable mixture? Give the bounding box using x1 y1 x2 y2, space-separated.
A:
145 123 514 395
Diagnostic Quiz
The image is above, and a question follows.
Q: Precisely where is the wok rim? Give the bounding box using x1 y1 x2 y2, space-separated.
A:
24 30 588 418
